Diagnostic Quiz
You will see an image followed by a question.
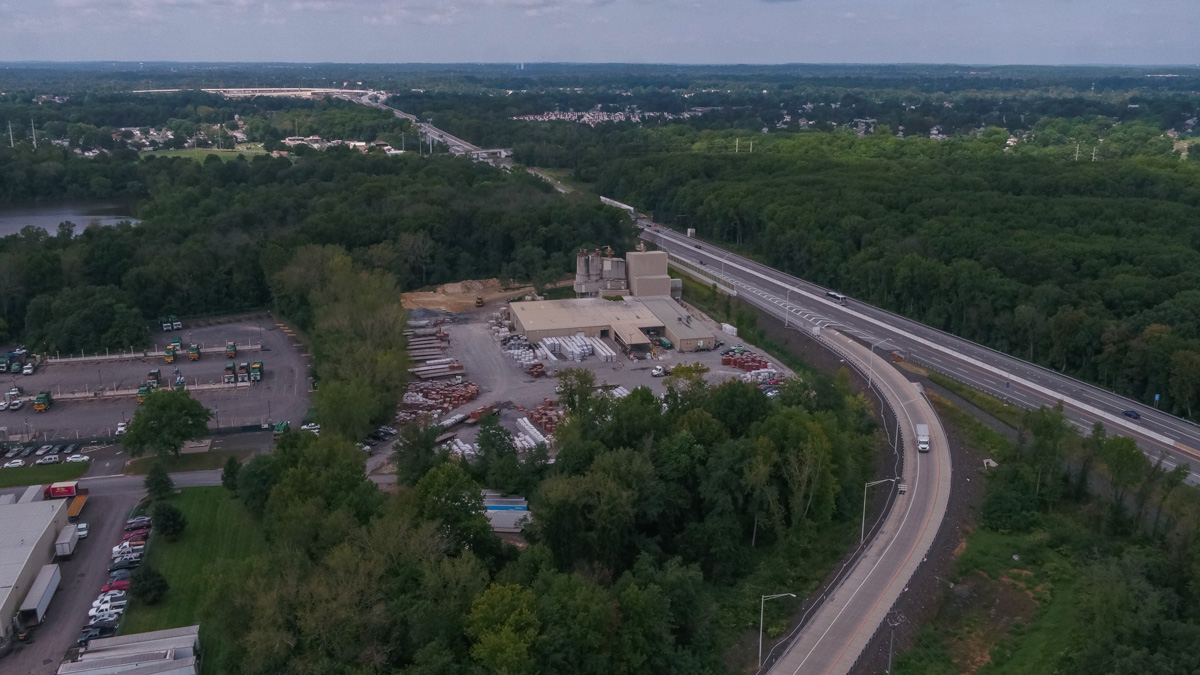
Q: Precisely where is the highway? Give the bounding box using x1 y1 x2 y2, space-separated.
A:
763 332 949 675
639 222 1200 483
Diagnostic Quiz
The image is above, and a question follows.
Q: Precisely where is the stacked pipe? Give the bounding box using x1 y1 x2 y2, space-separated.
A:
516 417 548 446
443 438 478 460
514 433 543 451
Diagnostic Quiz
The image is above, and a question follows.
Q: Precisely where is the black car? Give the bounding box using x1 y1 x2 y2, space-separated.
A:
65 443 79 455
1123 410 1141 420
78 625 118 644
108 559 139 573
107 569 133 582
19 445 35 458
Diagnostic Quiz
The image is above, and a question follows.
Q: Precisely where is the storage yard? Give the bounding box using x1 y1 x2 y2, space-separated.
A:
2 317 311 442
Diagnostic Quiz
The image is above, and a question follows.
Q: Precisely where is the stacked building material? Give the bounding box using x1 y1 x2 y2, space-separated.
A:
742 368 783 384
608 386 631 399
443 439 478 460
721 353 771 372
527 398 564 434
516 417 548 446
586 337 617 362
541 336 594 361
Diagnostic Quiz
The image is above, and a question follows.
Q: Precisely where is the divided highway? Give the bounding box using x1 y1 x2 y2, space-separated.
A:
639 223 1200 483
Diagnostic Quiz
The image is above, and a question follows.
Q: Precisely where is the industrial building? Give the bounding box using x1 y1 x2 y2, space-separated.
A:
573 245 681 300
509 295 717 353
61 625 200 675
0 500 68 645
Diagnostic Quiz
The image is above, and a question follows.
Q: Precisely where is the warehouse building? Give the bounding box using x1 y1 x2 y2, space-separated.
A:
61 625 200 675
509 296 716 352
0 499 68 646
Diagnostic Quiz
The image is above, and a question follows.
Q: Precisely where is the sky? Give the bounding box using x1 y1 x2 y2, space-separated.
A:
0 0 1197 65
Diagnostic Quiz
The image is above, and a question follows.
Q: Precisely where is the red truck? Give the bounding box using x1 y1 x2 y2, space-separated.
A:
43 481 84 500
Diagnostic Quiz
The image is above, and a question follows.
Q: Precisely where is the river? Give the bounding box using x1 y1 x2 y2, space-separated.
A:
0 200 139 238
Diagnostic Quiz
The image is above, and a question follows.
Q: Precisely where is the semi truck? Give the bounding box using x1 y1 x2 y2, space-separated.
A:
164 346 176 363
250 361 264 382
237 362 250 384
34 392 52 412
55 524 79 559
224 362 237 384
44 481 84 499
160 317 172 332
170 315 182 330
18 564 61 627
147 369 161 389
137 386 149 403
188 344 200 361
916 423 931 453
225 341 237 358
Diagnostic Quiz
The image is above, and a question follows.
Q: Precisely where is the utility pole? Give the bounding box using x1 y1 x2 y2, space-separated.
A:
30 119 37 150
886 613 902 673
735 137 739 153
1074 143 1080 161
1092 145 1098 162
7 121 13 148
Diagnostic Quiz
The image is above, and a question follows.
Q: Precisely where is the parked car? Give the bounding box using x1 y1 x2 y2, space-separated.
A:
77 523 90 539
107 570 133 582
115 421 128 435
35 455 61 465
8 399 22 411
101 579 130 593
50 445 66 455
2 459 24 469
19 445 34 457
64 443 78 455
113 541 146 555
92 591 126 606
112 553 143 565
0 400 7 411
124 517 151 531
65 454 91 463
123 529 149 541
85 612 122 627
77 625 118 645
3 447 17 459
34 445 53 456
22 363 33 375
89 600 127 618
108 560 139 573
380 425 398 435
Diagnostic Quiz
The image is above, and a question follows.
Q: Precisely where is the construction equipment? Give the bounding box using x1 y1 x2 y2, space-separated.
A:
188 344 200 361
475 296 484 307
223 362 236 384
159 317 172 332
147 370 161 389
225 341 237 358
237 362 250 384
170 315 182 330
250 361 264 382
34 392 52 412
164 346 175 364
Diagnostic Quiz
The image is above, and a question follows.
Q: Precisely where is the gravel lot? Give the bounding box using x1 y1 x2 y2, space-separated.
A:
5 317 311 440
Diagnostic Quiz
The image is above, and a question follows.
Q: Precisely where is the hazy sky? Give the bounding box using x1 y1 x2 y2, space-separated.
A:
0 0 1197 65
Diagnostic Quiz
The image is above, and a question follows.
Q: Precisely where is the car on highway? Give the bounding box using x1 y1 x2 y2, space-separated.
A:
65 454 91 463
1123 409 1141 420
2 459 24 468
77 625 117 645
77 523 90 538
35 455 61 465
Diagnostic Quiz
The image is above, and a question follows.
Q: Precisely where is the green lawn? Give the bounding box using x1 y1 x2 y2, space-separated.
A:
142 145 266 162
119 487 266 637
125 449 255 475
0 461 88 488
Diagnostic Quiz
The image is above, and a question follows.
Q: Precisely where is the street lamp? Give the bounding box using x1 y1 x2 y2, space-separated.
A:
760 592 797 668
863 478 898 543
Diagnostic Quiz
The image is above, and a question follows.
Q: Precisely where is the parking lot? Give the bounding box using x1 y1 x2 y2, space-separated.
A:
1 493 141 675
3 317 311 441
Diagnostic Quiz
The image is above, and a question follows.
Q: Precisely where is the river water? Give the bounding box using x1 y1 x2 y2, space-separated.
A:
0 200 139 238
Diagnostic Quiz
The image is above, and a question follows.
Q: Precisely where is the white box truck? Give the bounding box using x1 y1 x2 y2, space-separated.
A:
55 524 79 559
916 424 931 453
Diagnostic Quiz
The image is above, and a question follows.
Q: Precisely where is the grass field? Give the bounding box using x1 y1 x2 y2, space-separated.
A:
142 144 267 162
0 461 88 488
125 448 256 475
119 487 266 637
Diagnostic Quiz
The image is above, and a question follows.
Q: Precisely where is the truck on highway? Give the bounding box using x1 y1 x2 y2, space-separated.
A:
34 392 52 412
188 344 200 361
44 481 84 499
916 423 930 453
226 341 237 358
250 361 264 382
55 524 79 559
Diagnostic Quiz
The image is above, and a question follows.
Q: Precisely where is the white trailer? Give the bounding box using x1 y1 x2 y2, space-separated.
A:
19 563 61 625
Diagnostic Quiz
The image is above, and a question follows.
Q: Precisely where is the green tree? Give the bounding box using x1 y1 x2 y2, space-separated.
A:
123 389 212 459
236 454 281 517
466 584 541 675
1169 350 1200 418
556 368 596 413
395 422 446 486
416 462 497 554
130 565 169 605
152 501 188 541
144 462 175 501
221 455 242 493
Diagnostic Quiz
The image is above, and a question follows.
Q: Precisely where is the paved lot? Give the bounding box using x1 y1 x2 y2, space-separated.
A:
5 318 311 440
2 492 141 675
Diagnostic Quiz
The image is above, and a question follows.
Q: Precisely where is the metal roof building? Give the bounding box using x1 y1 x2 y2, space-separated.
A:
63 625 200 675
0 499 68 643
509 296 716 352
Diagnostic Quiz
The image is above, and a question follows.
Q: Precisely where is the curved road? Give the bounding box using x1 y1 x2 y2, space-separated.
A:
639 222 1200 483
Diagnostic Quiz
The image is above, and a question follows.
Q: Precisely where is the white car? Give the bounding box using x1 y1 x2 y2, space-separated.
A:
8 399 22 411
112 542 145 556
35 445 53 456
300 423 320 434
2 459 24 469
22 364 33 375
65 454 91 463
93 591 126 607
77 523 90 538
115 422 127 435
35 455 61 465
88 610 122 623
0 400 7 411
88 602 126 618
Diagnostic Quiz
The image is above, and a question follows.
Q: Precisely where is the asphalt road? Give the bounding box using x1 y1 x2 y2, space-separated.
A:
640 222 1200 483
765 332 950 675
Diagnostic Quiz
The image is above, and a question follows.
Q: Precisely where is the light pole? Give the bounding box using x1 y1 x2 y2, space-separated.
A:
759 592 796 668
863 478 898 543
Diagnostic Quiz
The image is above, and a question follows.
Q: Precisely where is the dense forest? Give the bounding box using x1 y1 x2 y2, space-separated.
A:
594 132 1200 420
203 365 877 675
